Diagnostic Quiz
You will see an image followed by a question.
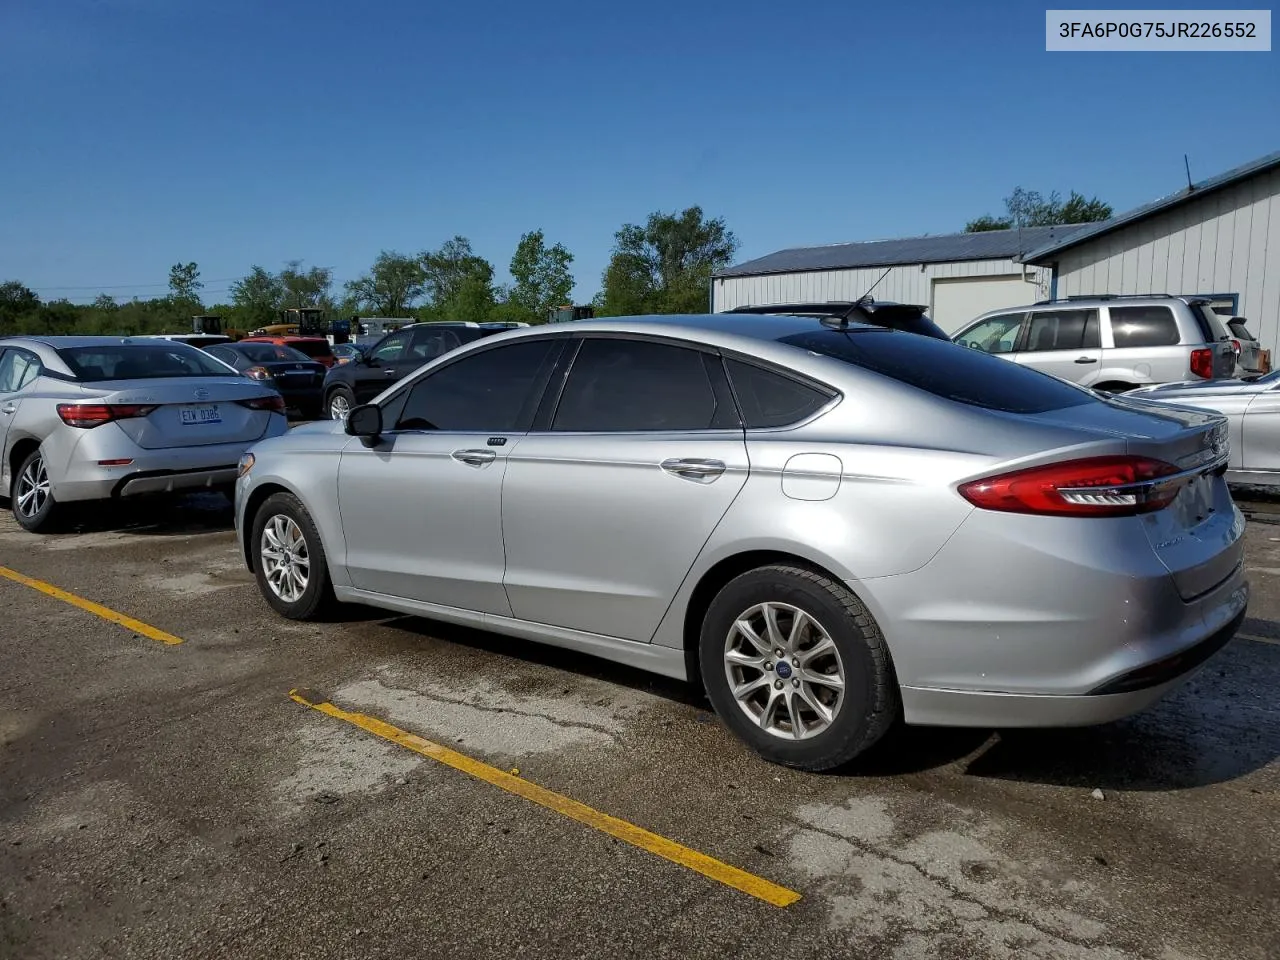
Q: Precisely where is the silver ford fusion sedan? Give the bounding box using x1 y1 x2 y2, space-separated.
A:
1 336 288 532
235 313 1248 770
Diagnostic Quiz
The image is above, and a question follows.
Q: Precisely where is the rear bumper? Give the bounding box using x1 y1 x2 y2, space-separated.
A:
116 466 240 497
899 601 1246 727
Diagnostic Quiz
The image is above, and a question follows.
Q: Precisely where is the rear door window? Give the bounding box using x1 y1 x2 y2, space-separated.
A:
0 349 41 392
954 313 1026 355
775 329 1094 414
724 358 832 428
1109 306 1181 347
1023 309 1100 351
552 338 729 432
370 330 413 363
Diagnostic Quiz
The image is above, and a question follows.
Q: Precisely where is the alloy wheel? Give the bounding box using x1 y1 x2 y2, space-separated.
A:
723 601 845 740
15 456 49 520
260 514 310 603
329 393 350 420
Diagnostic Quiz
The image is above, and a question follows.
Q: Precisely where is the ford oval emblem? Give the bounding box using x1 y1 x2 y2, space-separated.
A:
193 387 209 401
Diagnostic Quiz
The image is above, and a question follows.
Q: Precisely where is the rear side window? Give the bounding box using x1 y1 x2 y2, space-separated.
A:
1024 309 1100 351
725 358 831 428
1110 306 1181 347
396 340 556 432
955 313 1025 355
553 339 724 432
0 349 42 392
775 329 1094 414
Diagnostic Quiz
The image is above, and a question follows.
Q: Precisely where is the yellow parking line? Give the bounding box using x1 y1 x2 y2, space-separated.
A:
288 688 801 908
0 565 183 645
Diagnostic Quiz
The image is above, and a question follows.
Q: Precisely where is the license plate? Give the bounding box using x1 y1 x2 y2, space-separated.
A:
180 404 222 425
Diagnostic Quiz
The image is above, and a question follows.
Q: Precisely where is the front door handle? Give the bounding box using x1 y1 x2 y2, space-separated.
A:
0 404 15 415
384 368 398 376
660 458 726 482
452 448 497 467
1074 357 1098 364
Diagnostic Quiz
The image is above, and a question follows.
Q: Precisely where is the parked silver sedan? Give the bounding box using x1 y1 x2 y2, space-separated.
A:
1 336 289 532
234 314 1247 770
1128 373 1280 487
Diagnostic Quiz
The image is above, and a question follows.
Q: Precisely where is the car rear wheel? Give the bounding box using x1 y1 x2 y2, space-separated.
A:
11 449 65 533
325 386 354 421
251 492 335 620
699 565 898 771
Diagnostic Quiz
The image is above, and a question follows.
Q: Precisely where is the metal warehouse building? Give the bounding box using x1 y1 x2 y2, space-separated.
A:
713 149 1280 347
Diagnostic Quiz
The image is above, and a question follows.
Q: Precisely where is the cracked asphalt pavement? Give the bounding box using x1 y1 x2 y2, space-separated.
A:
0 493 1277 959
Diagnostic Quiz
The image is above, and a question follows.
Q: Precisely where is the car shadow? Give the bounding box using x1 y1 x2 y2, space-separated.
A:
370 614 1277 789
56 492 235 537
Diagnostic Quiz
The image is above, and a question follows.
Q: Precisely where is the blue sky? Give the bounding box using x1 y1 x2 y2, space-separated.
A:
1 0 1275 305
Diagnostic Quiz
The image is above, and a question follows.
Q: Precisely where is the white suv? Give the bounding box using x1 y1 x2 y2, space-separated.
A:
952 295 1237 391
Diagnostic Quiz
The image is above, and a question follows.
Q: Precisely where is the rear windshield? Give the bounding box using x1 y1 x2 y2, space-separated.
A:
287 340 334 358
774 329 1095 413
1195 304 1232 342
58 344 240 381
239 343 313 363
1227 318 1256 341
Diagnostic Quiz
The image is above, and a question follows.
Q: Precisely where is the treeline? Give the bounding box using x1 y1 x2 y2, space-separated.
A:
0 206 740 338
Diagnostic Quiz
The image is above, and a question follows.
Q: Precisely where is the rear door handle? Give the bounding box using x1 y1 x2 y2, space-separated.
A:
660 458 726 482
384 368 398 376
1074 357 1098 364
452 448 497 467
0 404 15 415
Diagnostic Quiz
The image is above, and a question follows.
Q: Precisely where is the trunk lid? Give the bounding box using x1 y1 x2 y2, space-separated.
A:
1027 395 1239 600
258 360 327 390
78 378 278 449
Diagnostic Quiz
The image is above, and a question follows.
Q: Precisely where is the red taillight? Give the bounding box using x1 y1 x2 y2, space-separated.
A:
958 455 1183 517
237 395 286 414
1190 348 1215 379
1232 339 1241 356
245 366 274 381
56 403 157 428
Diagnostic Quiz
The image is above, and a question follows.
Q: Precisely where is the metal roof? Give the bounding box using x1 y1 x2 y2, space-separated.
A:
714 224 1088 279
1022 149 1280 263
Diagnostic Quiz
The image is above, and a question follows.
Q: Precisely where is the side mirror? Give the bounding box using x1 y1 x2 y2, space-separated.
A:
345 403 383 446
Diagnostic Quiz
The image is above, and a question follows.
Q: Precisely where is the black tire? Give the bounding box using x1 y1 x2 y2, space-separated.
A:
324 386 355 421
699 565 898 771
250 492 336 620
298 403 323 422
10 448 65 533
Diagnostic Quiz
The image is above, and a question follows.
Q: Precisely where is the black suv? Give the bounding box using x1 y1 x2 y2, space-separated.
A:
726 300 951 340
321 322 506 419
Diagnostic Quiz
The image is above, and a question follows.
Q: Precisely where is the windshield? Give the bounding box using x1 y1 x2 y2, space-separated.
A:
775 328 1094 413
59 344 241 380
239 343 313 363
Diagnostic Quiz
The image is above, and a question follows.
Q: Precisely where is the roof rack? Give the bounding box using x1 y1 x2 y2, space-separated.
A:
1031 293 1181 305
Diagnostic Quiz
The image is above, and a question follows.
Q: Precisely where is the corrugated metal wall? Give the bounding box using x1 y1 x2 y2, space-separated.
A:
1054 166 1280 354
712 259 1053 320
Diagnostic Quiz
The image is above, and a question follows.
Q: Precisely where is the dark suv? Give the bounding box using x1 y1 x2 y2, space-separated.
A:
321 322 505 419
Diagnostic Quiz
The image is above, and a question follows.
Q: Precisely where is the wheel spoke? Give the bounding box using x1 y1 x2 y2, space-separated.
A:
725 647 765 668
799 635 837 664
798 681 834 723
733 618 773 657
763 604 786 649
785 690 807 739
732 674 771 702
787 609 812 648
758 688 784 730
799 666 844 690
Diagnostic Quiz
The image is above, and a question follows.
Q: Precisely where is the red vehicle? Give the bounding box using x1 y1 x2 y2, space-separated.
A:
238 335 336 368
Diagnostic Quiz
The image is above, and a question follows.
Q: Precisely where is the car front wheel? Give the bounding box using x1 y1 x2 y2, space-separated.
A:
251 492 336 620
699 565 898 771
325 386 355 421
11 449 65 533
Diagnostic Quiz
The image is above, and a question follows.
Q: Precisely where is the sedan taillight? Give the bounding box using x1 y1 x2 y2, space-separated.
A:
236 395 286 414
244 366 274 381
958 456 1184 518
56 403 157 428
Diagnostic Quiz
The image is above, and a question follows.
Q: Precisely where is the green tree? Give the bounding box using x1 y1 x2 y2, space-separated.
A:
168 262 203 307
966 188 1112 232
508 229 574 323
230 266 286 329
0 281 41 331
344 250 425 316
597 207 737 316
279 260 333 310
420 237 493 307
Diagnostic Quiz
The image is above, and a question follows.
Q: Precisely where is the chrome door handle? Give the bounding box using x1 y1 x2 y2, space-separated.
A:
660 458 726 482
1074 357 1098 364
452 448 497 466
0 404 15 415
385 368 398 375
